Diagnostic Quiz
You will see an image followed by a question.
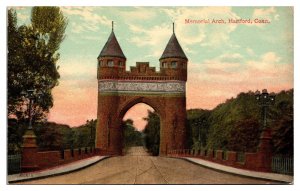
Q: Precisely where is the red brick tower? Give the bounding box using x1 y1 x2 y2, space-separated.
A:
158 24 188 153
96 23 188 155
96 22 126 155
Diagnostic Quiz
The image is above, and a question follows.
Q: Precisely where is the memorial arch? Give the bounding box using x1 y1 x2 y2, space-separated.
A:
96 23 188 155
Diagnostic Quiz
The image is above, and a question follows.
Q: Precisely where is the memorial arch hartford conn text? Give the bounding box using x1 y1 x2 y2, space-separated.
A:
96 23 188 155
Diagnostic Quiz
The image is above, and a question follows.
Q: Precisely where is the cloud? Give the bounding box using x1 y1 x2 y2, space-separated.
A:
58 58 95 80
249 7 278 27
201 53 244 73
118 7 157 21
187 51 293 109
128 23 170 47
71 22 85 33
246 48 255 56
261 51 281 63
16 12 29 23
61 7 111 33
246 52 289 79
126 7 242 60
127 23 171 60
274 14 280 21
163 7 239 47
219 53 244 63
253 7 276 19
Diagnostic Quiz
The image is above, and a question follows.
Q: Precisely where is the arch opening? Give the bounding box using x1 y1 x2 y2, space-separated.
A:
121 102 161 156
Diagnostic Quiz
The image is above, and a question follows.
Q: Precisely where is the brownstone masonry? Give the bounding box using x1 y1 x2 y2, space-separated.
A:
96 24 188 156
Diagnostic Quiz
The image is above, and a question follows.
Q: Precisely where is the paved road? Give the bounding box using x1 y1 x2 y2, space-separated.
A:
19 147 278 184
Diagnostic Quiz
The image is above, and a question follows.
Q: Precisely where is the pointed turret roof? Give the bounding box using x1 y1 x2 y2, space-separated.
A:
160 32 187 61
98 30 126 59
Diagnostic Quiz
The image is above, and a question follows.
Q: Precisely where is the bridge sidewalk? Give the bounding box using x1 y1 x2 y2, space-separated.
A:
180 157 293 183
8 156 109 183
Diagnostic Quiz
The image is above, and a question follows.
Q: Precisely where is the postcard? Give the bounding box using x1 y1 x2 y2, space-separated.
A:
7 6 293 185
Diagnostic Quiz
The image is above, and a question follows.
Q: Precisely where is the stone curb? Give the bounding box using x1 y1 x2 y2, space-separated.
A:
175 156 293 183
8 156 109 183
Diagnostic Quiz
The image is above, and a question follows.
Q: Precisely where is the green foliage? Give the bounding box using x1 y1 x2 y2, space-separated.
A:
187 89 293 156
35 122 70 150
7 119 27 154
186 109 210 150
7 119 97 152
31 7 67 53
122 119 144 150
143 111 160 156
270 90 294 156
206 91 260 150
7 9 25 119
227 119 260 152
7 7 67 122
72 119 97 149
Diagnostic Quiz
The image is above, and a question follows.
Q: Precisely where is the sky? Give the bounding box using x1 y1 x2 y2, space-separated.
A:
12 6 293 130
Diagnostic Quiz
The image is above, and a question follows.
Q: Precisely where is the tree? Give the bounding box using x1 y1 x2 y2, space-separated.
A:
33 122 71 150
143 111 160 156
69 119 97 148
7 9 24 119
7 7 68 123
187 109 210 150
186 89 293 156
7 119 26 154
205 91 261 150
227 119 260 152
122 119 143 150
270 90 294 156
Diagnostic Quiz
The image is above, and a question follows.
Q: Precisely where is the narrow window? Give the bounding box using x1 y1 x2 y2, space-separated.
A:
108 60 114 67
100 60 104 67
171 61 177 68
119 61 123 67
162 62 167 68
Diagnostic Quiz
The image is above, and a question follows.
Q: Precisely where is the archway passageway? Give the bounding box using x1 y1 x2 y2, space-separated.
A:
122 103 160 156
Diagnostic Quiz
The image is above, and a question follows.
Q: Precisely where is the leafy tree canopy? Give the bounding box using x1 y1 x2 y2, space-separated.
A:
143 110 160 156
187 89 293 156
7 7 67 123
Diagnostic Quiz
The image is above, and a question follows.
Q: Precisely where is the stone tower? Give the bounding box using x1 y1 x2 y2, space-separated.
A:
96 23 188 155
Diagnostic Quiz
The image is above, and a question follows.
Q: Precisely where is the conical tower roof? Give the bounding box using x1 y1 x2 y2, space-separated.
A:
98 30 126 59
160 33 187 61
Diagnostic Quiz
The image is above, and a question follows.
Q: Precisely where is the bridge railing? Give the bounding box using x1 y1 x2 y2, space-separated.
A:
167 149 292 174
20 146 98 173
8 154 21 175
271 156 293 175
168 149 244 166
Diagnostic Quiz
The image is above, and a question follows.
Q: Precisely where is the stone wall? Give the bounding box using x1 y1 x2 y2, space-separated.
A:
21 147 98 172
167 149 272 172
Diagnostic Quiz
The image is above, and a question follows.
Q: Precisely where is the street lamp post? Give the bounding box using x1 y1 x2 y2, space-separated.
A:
254 89 275 172
255 89 275 131
20 89 43 172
